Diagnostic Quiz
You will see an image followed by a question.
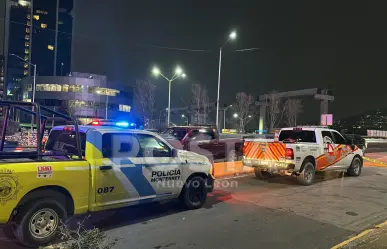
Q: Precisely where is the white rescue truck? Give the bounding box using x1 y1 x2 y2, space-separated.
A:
242 127 363 185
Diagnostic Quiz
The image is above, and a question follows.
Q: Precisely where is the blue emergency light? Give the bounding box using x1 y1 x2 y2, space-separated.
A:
115 121 130 128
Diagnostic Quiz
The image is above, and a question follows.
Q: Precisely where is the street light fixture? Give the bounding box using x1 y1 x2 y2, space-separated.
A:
233 113 238 118
229 31 237 40
216 31 237 130
151 66 186 126
248 115 252 118
152 67 160 76
223 104 233 130
181 114 188 125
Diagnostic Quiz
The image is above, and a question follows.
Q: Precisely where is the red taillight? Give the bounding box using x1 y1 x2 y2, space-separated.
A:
63 126 74 131
285 148 294 160
91 121 100 125
210 159 215 176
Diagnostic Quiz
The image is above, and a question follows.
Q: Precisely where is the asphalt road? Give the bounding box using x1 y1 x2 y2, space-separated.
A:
2 166 387 249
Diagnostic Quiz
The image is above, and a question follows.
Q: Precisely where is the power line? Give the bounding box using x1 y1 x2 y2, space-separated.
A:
0 17 213 52
1 17 260 53
233 48 260 52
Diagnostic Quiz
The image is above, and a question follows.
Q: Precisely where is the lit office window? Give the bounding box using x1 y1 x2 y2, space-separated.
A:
24 63 28 68
24 70 28 76
33 15 39 20
25 49 29 54
36 10 48 15
27 21 31 26
25 41 29 47
48 45 54 50
119 105 131 112
27 14 31 19
25 35 30 40
25 28 30 33
24 55 28 60
41 23 47 29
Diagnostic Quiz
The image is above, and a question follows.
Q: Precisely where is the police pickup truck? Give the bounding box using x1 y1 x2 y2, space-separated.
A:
0 101 214 247
242 126 363 185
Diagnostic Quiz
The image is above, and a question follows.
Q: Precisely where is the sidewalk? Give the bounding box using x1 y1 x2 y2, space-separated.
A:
340 225 387 249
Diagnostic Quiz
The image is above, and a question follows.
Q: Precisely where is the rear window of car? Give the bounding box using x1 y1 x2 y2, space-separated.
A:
163 128 188 141
279 130 316 143
45 130 86 156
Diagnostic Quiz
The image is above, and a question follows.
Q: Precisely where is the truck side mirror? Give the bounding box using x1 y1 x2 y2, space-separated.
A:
323 136 333 144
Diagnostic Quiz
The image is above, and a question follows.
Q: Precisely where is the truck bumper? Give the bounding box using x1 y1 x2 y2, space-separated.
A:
206 174 214 192
243 159 296 175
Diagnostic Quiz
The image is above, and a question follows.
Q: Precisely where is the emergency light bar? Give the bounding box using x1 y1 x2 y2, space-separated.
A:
89 120 135 128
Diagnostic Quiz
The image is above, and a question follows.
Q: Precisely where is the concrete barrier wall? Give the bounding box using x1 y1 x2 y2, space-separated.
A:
213 161 253 178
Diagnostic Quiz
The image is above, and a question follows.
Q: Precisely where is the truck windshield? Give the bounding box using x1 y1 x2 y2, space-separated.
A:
45 130 86 156
279 130 316 143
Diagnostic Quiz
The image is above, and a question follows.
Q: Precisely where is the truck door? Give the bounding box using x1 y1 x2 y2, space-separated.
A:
136 134 183 197
94 133 144 207
331 131 352 168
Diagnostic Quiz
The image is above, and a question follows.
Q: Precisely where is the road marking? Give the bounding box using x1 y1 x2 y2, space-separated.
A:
363 156 387 167
331 219 387 249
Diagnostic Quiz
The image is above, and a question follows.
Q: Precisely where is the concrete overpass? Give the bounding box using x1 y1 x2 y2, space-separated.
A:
257 88 334 133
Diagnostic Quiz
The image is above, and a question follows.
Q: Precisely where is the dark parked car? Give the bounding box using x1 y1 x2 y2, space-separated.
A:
161 126 243 162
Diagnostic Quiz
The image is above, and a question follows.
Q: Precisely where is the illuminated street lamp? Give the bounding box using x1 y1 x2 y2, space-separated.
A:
233 113 238 118
181 114 188 125
248 115 252 118
223 104 232 130
216 31 237 130
152 66 186 126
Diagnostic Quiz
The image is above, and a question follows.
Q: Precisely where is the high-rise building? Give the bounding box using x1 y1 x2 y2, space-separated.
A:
4 0 73 98
1 0 7 100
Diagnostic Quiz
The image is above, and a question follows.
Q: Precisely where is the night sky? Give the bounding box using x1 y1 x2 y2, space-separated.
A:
71 0 387 124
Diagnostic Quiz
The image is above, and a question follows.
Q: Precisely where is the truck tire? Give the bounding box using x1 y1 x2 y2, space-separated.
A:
297 161 315 185
347 157 362 177
254 168 272 179
181 176 207 210
2 224 16 239
13 198 67 247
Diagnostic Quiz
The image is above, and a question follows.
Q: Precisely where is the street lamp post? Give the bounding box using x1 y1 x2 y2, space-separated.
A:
10 54 37 131
181 114 188 125
216 31 237 130
223 104 232 130
10 54 37 103
152 66 186 127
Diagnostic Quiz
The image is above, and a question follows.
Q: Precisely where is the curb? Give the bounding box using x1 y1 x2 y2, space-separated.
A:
331 220 387 249
362 156 387 167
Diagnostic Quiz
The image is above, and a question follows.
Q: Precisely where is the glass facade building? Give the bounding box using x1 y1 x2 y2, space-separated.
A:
20 72 133 125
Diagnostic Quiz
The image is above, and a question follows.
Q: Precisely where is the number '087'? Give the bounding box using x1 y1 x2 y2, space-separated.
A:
97 187 114 194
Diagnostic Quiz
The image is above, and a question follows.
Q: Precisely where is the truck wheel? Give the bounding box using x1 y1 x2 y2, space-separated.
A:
297 162 315 185
347 157 362 176
254 168 272 179
13 198 67 247
181 176 207 209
